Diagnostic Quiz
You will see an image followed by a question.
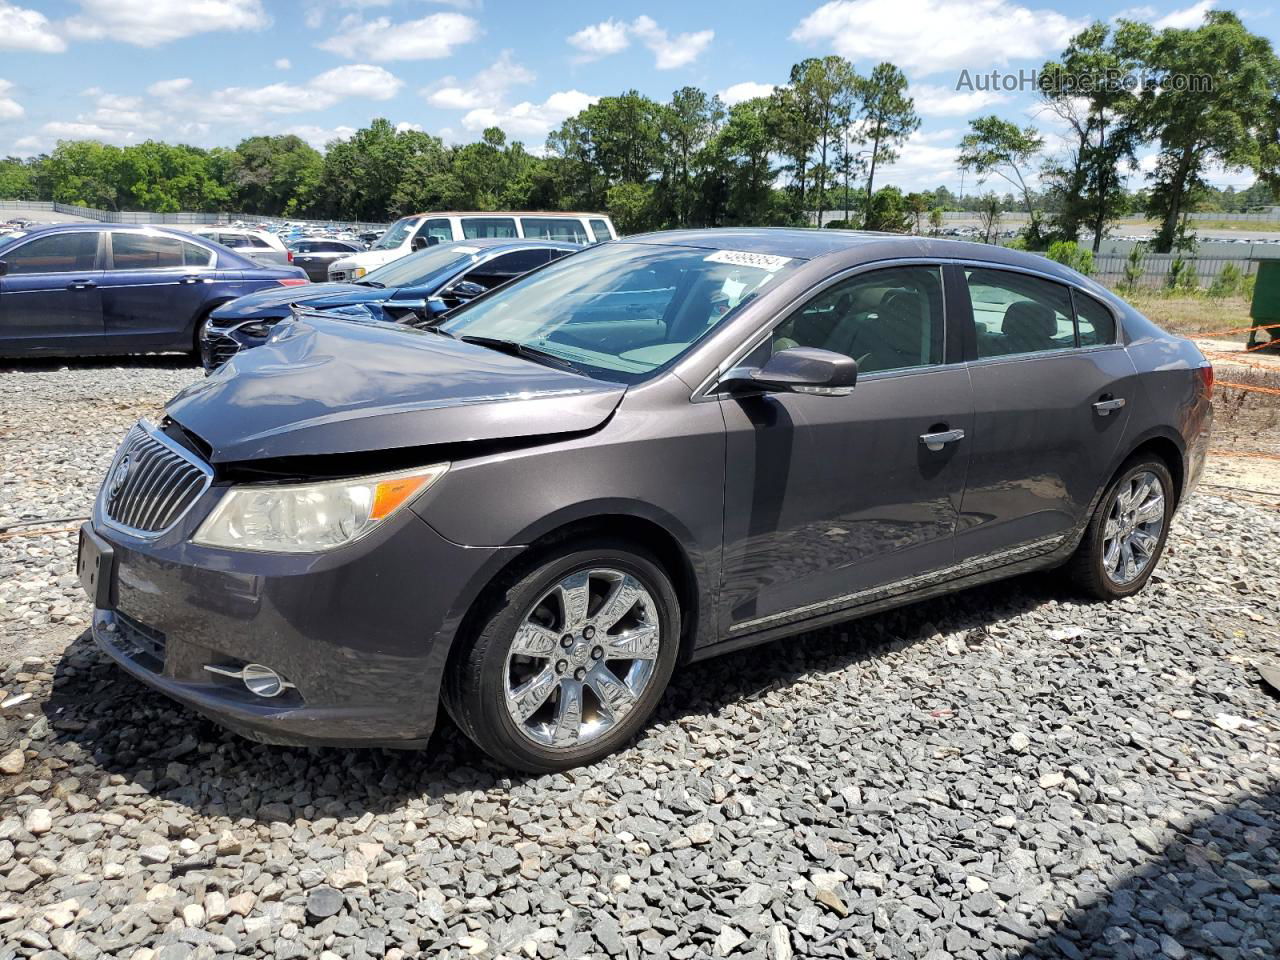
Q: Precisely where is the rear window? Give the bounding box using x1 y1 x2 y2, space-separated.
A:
462 217 517 239
520 217 588 244
246 235 271 249
111 232 185 270
589 219 612 242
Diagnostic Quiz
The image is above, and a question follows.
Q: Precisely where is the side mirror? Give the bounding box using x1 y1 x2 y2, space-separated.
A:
411 236 428 251
447 280 487 301
0 260 7 277
719 347 858 396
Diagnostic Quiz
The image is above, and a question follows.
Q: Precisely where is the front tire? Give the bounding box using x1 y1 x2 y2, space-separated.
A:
446 539 680 772
1069 456 1174 600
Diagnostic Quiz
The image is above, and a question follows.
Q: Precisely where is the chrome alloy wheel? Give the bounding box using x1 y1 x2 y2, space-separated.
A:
503 568 661 748
1103 470 1165 585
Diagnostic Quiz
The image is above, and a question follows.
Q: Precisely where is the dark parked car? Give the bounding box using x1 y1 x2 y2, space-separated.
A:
287 238 366 282
0 223 308 358
199 238 578 372
79 229 1213 771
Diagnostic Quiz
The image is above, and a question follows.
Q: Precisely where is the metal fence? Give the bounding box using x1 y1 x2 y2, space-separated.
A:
1092 254 1259 291
1 200 389 234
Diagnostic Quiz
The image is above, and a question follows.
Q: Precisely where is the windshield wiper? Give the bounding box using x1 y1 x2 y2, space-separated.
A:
354 279 385 288
459 336 582 374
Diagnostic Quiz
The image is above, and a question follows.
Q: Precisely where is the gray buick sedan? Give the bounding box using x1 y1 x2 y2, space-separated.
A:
79 229 1213 771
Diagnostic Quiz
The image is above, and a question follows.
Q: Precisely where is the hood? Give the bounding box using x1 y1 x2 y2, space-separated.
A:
167 315 625 464
340 249 401 269
211 282 391 321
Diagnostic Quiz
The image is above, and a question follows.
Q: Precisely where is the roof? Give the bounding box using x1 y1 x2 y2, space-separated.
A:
444 238 583 252
619 227 1090 283
9 222 214 236
405 211 611 219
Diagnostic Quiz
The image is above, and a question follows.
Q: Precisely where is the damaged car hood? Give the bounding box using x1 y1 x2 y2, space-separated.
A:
167 316 625 464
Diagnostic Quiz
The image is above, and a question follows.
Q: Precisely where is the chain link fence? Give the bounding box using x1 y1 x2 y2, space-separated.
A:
1 200 389 234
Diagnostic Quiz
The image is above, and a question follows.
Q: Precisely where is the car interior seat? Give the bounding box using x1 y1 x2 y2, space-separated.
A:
1001 300 1057 354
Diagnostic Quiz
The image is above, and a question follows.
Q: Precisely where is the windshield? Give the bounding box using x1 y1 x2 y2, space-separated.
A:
371 217 418 251
362 243 481 289
0 232 24 252
439 241 799 383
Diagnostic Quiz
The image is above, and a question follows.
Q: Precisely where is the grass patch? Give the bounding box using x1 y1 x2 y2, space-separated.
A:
1125 292 1254 338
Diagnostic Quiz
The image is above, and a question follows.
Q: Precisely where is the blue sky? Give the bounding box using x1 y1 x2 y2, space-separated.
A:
0 0 1274 192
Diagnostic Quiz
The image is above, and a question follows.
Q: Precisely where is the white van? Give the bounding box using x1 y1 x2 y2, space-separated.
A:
328 211 616 281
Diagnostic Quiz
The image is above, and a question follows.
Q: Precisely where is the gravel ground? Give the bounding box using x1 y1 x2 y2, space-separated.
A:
2 360 1279 960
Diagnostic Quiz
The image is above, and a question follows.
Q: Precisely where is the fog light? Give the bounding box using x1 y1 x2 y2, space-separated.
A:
241 663 286 698
203 661 294 698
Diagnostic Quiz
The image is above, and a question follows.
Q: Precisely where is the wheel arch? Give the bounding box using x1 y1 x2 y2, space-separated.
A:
1118 428 1187 507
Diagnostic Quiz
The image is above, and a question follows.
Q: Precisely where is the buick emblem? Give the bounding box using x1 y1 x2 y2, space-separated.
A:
109 457 131 497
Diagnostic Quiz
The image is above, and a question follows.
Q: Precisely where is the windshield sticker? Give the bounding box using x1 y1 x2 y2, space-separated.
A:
704 250 793 272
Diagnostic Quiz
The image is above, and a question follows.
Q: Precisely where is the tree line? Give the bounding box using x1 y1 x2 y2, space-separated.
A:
1 10 1276 253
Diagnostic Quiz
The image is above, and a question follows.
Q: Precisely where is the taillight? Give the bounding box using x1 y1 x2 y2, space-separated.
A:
287 250 293 262
1198 363 1214 397
277 278 308 287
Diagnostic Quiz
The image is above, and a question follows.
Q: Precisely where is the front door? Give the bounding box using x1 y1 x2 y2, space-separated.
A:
717 264 973 636
955 266 1134 562
0 230 104 354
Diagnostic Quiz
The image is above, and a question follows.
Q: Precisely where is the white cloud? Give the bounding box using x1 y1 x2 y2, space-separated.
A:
0 1 65 52
565 16 713 69
0 79 23 120
630 16 713 69
275 58 291 70
1154 0 1214 29
284 124 358 149
567 18 630 59
66 0 268 46
912 83 1010 117
318 11 480 60
395 121 423 133
1113 5 1157 20
424 50 534 110
876 128 963 190
462 90 598 140
147 77 193 98
718 81 776 105
792 0 1087 75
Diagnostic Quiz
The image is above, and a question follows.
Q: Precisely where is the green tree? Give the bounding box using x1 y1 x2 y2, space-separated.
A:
1040 21 1144 251
792 56 859 226
1132 11 1280 252
0 157 36 200
706 97 779 226
856 63 919 229
44 140 124 209
227 135 323 216
863 185 912 232
659 86 724 227
959 117 1046 246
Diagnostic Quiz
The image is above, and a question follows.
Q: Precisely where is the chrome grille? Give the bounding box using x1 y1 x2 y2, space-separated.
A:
101 422 213 537
204 332 241 370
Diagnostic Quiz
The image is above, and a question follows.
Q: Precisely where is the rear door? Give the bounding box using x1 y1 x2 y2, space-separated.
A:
955 264 1135 563
0 230 104 354
717 263 974 635
100 232 218 351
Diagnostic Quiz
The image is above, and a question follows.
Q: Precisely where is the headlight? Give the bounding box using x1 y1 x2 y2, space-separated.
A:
192 464 448 553
352 267 367 279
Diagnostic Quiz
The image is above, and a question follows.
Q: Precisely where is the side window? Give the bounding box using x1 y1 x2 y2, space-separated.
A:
481 249 549 275
770 265 945 374
520 217 589 243
1073 290 1117 346
415 219 452 243
589 219 613 242
461 217 517 239
219 233 248 248
246 235 270 248
182 241 214 268
966 269 1074 359
3 232 98 274
111 233 185 270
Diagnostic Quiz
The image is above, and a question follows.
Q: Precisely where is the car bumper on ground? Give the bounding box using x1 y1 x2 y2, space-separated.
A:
79 508 518 749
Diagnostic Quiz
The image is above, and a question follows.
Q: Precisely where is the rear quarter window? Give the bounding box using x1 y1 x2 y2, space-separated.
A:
1073 290 1118 346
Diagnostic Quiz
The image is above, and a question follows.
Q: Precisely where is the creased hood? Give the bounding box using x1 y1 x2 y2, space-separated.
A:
210 282 389 320
167 316 625 464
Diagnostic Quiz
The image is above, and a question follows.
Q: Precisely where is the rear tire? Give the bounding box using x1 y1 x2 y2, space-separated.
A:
1069 455 1174 600
446 538 680 773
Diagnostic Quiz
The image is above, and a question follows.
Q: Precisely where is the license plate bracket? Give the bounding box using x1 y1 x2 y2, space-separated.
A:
77 523 115 609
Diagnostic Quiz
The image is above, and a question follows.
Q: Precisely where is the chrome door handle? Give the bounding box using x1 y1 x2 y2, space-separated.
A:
180 275 200 284
1093 397 1126 416
67 280 97 290
920 428 965 452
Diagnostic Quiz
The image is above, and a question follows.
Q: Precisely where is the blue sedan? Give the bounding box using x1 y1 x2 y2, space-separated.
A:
200 238 579 372
0 223 308 359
